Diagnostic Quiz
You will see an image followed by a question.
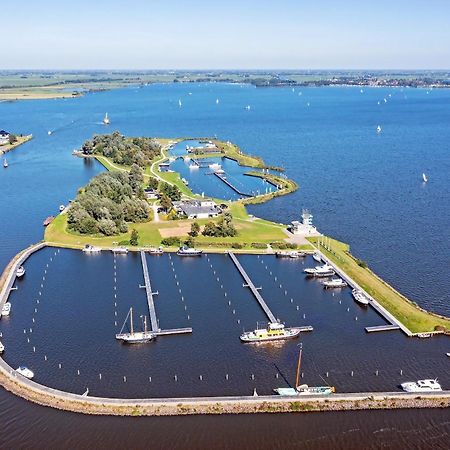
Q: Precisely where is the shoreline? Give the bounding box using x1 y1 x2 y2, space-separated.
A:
0 135 33 155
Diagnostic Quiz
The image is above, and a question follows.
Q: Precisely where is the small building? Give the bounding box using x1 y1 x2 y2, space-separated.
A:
301 209 313 226
144 188 159 200
290 220 302 235
0 130 10 145
173 199 221 219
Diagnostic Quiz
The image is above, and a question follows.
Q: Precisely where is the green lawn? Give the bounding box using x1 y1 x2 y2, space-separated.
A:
308 236 450 334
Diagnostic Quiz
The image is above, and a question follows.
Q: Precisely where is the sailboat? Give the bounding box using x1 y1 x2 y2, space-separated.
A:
103 113 110 125
274 343 335 396
116 307 155 343
216 98 220 104
245 105 251 110
3 158 8 168
376 125 382 133
178 99 182 107
422 173 428 183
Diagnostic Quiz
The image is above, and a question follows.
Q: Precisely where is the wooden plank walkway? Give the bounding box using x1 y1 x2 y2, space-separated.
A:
228 252 277 323
140 251 159 332
365 324 400 333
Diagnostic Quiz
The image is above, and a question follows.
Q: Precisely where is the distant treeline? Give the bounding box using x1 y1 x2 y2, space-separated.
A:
81 131 161 167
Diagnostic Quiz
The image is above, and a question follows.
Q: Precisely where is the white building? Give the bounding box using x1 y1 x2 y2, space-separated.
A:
173 199 221 219
301 209 313 226
0 130 10 145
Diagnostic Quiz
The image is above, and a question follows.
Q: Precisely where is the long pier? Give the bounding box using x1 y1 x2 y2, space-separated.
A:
140 251 192 337
315 248 412 336
228 252 277 323
214 172 253 197
365 324 400 333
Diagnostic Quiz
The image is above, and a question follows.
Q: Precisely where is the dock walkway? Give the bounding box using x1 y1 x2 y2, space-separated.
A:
214 172 252 197
228 252 277 323
140 251 159 332
316 249 412 336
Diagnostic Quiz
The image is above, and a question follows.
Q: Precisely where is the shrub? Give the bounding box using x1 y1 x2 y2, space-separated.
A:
231 242 244 249
251 242 267 249
130 229 139 246
161 237 181 247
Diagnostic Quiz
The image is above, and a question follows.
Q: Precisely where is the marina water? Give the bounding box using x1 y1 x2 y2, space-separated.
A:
0 84 449 447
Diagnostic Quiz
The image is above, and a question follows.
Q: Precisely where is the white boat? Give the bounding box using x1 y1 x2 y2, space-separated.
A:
323 278 347 289
59 204 65 212
304 264 335 277
245 105 251 110
111 247 128 254
189 164 199 170
422 173 428 183
240 322 301 343
177 246 203 256
216 98 220 104
82 244 102 253
275 251 305 259
0 341 4 353
148 246 164 255
16 366 34 379
376 125 382 133
296 384 335 395
401 379 442 393
446 353 450 357
3 159 8 168
209 162 221 170
181 177 189 185
417 333 432 338
103 113 110 125
1 302 11 316
178 99 182 107
16 266 26 277
47 130 52 135
116 308 155 344
312 252 322 262
352 289 369 305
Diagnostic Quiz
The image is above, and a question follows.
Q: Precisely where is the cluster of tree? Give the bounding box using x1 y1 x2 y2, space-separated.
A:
67 166 149 236
159 182 181 201
202 213 237 237
81 131 161 167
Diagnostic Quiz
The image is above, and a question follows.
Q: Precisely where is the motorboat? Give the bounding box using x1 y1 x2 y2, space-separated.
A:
322 278 347 289
189 164 199 170
103 113 110 125
209 162 221 170
181 177 189 186
0 341 4 353
1 302 11 316
148 246 164 255
304 264 335 277
352 289 370 305
417 333 432 338
177 246 203 256
3 159 8 168
116 308 155 344
240 322 301 343
59 204 65 212
376 125 382 133
82 244 102 253
16 266 26 278
312 252 322 262
16 366 34 379
43 216 54 227
422 173 428 183
111 247 128 254
400 379 442 393
296 384 335 395
275 251 305 259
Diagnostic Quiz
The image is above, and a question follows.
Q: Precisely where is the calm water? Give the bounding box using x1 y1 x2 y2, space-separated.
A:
1 84 449 447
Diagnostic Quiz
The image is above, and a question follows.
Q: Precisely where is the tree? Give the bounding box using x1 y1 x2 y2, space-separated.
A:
189 222 200 237
159 193 173 213
129 164 144 194
185 236 195 248
130 229 139 246
147 177 159 190
9 134 17 145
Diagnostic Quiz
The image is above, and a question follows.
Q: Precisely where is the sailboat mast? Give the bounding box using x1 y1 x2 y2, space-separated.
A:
130 307 134 335
295 343 303 389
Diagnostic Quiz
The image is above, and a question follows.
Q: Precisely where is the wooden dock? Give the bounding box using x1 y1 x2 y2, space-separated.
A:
140 251 159 332
140 251 193 337
214 172 253 197
228 252 277 323
365 324 400 333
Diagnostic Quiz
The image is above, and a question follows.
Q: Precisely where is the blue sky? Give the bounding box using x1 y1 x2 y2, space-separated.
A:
3 0 450 69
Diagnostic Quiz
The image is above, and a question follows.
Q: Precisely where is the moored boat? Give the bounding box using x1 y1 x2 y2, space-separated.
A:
148 246 164 255
417 333 432 338
240 322 300 343
322 278 347 289
16 266 26 278
116 308 155 344
82 244 102 253
296 384 335 395
111 247 128 254
59 204 65 212
400 379 442 392
1 302 11 316
304 264 335 277
16 366 34 379
103 112 110 125
177 246 203 256
275 251 305 259
352 289 369 305
43 216 54 227
312 252 322 262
